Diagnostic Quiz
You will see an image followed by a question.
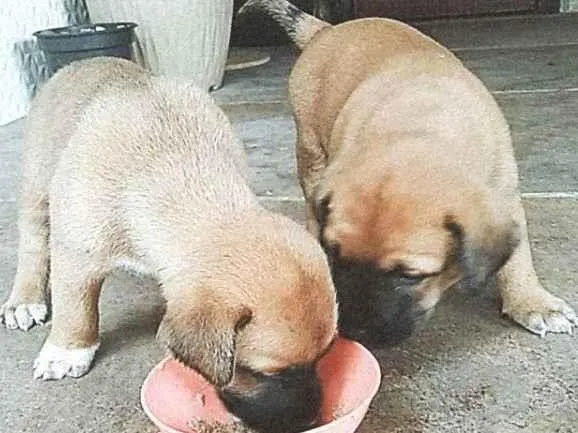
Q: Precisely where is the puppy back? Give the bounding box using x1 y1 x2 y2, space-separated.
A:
26 57 151 155
30 57 151 120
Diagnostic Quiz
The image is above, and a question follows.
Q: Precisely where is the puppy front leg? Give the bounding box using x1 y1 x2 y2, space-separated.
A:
497 198 576 336
1 191 50 330
33 250 104 380
296 124 326 238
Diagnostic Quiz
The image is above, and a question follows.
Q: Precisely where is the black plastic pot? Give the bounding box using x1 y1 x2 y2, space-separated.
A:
34 22 137 75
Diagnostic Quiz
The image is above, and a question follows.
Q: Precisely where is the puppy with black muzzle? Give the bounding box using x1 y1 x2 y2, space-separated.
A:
0 57 337 433
239 0 576 345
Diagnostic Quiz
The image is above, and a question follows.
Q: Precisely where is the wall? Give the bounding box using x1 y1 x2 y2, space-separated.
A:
560 0 578 11
0 0 88 126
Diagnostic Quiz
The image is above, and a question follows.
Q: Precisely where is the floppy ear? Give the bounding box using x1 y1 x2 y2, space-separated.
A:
446 216 520 289
314 193 339 259
157 299 252 387
314 194 332 232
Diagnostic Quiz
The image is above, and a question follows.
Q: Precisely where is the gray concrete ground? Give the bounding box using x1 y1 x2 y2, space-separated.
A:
1 12 578 433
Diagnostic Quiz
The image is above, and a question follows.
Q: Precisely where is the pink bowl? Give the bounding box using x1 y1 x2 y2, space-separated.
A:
141 337 381 433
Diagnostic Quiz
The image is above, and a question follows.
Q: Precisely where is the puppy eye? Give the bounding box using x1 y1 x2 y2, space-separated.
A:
390 267 430 284
397 274 425 284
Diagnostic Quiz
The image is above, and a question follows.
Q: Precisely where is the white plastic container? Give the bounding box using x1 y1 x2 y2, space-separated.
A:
85 0 234 90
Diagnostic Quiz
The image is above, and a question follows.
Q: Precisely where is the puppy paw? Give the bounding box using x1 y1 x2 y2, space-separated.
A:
0 302 48 331
502 291 577 337
33 342 99 380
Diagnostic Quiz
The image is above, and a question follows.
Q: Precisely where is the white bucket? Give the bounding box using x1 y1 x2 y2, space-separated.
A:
85 0 234 90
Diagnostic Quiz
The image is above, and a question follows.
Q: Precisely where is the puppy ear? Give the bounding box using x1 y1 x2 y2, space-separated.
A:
446 216 520 289
157 299 252 387
314 193 332 230
314 193 336 254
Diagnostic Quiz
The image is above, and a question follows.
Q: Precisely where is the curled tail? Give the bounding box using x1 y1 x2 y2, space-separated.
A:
238 0 331 50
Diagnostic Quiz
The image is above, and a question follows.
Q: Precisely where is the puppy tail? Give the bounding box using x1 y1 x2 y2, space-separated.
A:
238 0 330 50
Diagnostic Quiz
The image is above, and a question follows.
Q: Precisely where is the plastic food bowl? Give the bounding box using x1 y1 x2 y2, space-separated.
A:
141 337 381 433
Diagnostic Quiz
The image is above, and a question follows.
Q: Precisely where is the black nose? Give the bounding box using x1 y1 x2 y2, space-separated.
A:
219 365 322 433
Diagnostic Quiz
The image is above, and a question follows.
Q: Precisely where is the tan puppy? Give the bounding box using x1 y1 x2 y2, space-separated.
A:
240 0 576 344
0 57 337 433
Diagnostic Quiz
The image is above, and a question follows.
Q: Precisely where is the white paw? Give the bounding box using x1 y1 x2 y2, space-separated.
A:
0 302 48 331
503 292 577 337
33 341 99 380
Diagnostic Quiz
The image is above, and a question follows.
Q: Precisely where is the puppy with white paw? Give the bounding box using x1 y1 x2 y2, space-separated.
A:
1 57 337 433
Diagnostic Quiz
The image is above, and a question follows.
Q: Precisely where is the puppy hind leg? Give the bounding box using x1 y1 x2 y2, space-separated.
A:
33 249 104 380
497 199 576 336
1 192 50 331
296 124 326 238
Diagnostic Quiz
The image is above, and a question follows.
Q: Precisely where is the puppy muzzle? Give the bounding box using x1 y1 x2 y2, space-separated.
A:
219 364 322 433
330 257 432 347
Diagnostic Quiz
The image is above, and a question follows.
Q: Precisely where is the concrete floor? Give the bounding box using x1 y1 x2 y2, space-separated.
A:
1 12 578 433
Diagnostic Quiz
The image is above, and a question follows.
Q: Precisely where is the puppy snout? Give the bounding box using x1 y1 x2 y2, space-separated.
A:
339 289 430 346
219 364 322 433
331 258 433 346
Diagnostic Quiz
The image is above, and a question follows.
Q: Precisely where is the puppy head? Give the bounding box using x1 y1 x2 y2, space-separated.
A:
315 176 518 346
158 215 337 432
